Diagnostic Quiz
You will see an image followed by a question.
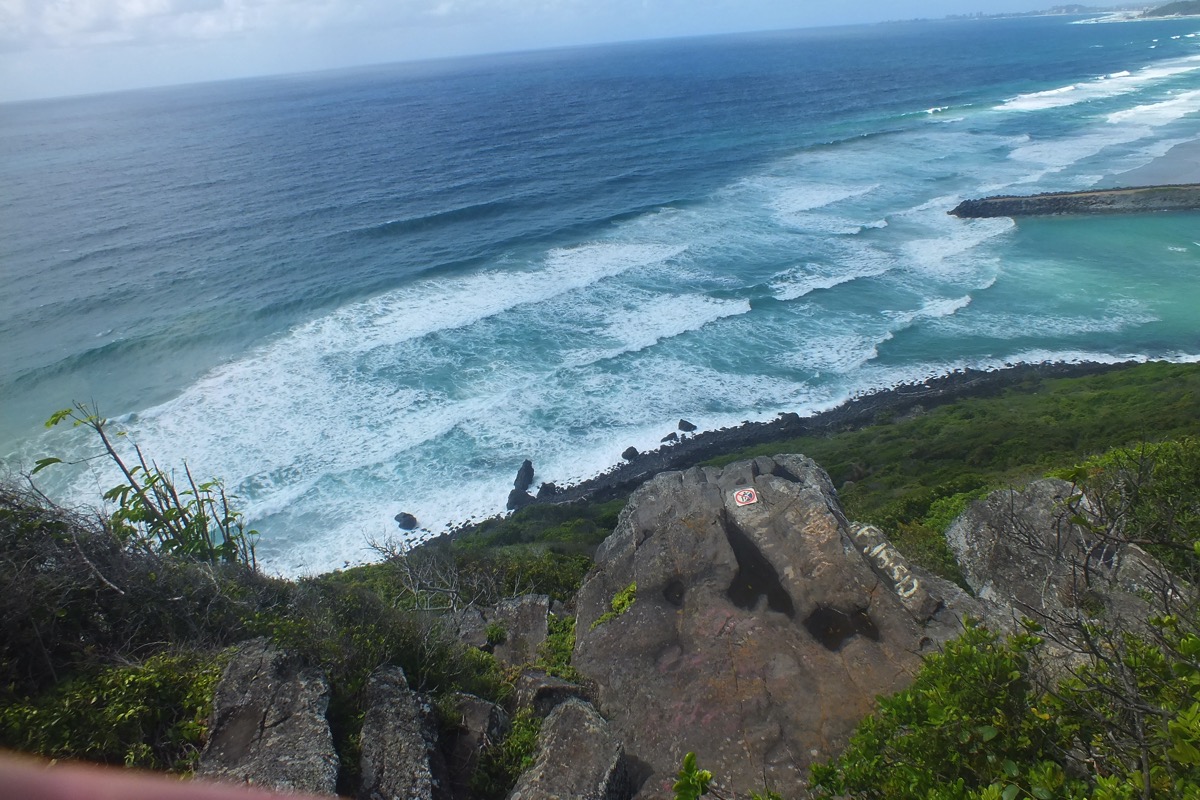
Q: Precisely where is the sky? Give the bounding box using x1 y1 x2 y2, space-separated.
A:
0 0 1076 102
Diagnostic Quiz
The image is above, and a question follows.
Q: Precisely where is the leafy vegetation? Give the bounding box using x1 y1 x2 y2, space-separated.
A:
6 362 1199 796
810 622 1074 800
37 403 257 567
536 614 581 682
705 362 1200 579
810 434 1200 800
469 708 542 800
0 650 228 771
591 581 637 629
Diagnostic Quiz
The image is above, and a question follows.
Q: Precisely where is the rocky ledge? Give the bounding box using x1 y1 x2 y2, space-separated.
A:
199 453 1174 799
950 184 1200 218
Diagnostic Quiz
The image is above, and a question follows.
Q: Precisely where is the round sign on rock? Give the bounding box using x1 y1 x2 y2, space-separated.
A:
733 488 758 506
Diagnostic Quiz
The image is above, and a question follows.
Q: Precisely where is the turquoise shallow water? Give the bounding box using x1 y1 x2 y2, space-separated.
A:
2 15 1199 573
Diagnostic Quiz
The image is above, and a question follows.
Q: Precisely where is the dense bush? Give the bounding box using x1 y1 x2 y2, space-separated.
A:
0 484 278 703
469 708 542 800
810 622 1077 800
812 435 1200 800
0 650 228 771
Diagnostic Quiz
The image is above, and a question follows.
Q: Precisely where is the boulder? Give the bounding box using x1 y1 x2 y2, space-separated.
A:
574 455 941 798
358 666 447 800
457 595 551 668
489 595 551 667
849 523 941 622
536 482 560 500
453 606 489 649
445 693 509 800
198 638 338 795
945 479 1170 625
507 488 536 511
621 446 639 461
507 698 631 800
394 512 418 531
677 419 697 432
515 460 535 492
515 668 587 718
660 432 678 444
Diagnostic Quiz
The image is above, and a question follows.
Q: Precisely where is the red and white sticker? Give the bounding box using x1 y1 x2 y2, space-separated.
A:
733 488 759 506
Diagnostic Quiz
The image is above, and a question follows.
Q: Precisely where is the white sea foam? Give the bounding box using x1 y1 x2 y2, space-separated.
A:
571 293 752 363
312 241 688 355
769 261 889 301
1007 123 1157 178
931 307 1159 340
769 182 880 216
894 198 1014 279
781 332 888 373
997 59 1200 112
1106 89 1200 125
885 295 974 332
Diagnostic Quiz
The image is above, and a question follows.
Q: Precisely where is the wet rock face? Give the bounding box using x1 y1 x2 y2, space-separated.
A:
573 455 930 799
198 638 338 795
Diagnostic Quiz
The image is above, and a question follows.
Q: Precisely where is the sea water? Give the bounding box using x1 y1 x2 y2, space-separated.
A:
2 15 1199 573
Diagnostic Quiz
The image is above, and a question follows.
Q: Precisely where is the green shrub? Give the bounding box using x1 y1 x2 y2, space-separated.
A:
591 581 637 629
1051 436 1200 578
0 650 228 771
485 622 508 646
536 614 580 682
809 621 1077 800
470 708 542 799
38 403 256 567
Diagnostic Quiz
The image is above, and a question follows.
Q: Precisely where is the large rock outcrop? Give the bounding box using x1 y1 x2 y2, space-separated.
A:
573 455 957 798
946 478 1173 626
456 594 550 667
198 638 338 795
507 698 630 800
358 666 447 800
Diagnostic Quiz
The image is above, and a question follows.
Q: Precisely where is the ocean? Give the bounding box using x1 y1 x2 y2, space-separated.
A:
2 15 1199 574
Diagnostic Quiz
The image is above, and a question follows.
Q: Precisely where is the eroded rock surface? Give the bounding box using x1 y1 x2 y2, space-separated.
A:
507 698 630 800
573 455 948 798
515 668 586 719
946 478 1172 625
458 595 550 667
198 638 338 795
358 666 447 800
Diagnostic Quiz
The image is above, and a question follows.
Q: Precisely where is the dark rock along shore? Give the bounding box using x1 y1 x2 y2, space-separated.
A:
502 360 1135 514
950 183 1200 218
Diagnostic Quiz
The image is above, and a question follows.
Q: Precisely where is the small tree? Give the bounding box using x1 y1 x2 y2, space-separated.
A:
34 402 256 568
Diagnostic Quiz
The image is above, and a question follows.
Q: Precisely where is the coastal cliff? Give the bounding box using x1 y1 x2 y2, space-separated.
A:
3 361 1199 799
950 183 1200 218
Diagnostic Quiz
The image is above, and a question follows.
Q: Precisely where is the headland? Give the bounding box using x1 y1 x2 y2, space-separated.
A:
950 183 1200 218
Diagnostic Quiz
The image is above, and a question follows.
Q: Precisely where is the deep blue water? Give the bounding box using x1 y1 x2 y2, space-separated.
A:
3 15 1199 573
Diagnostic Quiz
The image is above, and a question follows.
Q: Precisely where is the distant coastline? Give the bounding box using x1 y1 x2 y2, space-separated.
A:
950 183 1200 217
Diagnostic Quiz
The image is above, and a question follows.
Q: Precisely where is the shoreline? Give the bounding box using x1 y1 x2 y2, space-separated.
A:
480 359 1142 517
1114 139 1200 186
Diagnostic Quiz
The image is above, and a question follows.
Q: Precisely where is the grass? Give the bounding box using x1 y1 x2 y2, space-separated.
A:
703 361 1200 580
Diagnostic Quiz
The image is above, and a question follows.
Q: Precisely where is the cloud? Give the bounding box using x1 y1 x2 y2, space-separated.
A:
1 0 347 51
0 0 602 53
